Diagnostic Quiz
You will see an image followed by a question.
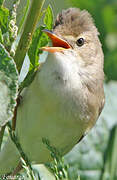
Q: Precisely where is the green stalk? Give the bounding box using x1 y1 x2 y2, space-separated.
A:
14 0 45 73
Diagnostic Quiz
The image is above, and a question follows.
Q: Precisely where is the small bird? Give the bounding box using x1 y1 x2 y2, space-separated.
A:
0 8 105 174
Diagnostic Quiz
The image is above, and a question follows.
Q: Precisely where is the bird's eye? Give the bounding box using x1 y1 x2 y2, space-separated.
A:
76 38 84 47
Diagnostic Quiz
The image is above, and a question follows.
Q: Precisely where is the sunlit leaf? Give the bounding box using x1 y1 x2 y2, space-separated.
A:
44 5 53 30
28 26 48 68
28 4 53 69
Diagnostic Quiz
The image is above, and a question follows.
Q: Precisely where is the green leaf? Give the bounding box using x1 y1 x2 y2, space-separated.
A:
44 5 53 30
28 26 48 69
22 26 48 90
0 6 9 33
28 5 53 69
0 44 18 127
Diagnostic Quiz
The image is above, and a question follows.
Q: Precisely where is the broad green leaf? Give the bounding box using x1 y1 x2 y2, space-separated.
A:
23 26 49 90
0 6 9 33
28 5 53 69
0 44 18 127
44 5 53 30
28 26 48 68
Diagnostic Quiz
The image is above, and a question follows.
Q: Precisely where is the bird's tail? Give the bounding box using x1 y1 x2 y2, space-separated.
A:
0 137 20 175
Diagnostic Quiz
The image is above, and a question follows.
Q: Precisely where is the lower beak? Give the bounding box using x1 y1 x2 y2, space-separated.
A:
41 29 71 53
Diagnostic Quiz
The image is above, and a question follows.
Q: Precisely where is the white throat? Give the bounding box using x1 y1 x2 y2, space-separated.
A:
38 51 84 94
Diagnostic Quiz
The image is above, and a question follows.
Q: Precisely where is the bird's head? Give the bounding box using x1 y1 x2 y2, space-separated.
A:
42 8 104 68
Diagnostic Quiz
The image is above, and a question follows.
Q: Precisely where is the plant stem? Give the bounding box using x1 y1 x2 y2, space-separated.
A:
0 125 6 150
14 0 45 73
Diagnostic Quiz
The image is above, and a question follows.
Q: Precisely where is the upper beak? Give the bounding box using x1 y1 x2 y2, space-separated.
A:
41 29 71 53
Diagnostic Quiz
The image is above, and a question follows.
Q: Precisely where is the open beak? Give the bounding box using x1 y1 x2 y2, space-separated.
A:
41 29 71 53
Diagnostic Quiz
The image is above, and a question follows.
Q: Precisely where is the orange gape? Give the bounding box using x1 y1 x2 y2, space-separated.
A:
41 29 71 52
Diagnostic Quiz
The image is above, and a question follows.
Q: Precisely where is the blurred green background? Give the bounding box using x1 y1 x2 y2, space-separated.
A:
4 0 117 179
